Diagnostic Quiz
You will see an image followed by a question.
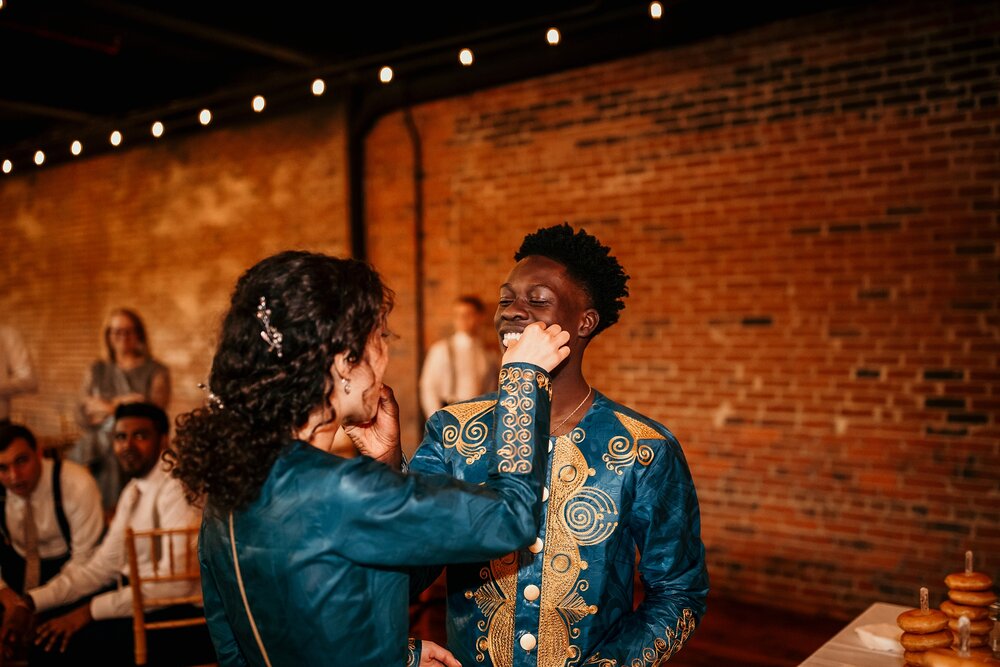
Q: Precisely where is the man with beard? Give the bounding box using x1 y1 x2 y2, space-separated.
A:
15 402 212 665
410 224 708 667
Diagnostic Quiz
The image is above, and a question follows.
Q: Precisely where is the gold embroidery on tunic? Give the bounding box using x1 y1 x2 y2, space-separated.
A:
537 429 618 667
441 400 495 464
603 412 663 474
583 608 696 667
407 638 417 667
497 366 544 473
471 552 519 667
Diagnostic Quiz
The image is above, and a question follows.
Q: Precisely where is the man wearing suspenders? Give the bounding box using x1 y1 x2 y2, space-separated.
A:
0 423 104 656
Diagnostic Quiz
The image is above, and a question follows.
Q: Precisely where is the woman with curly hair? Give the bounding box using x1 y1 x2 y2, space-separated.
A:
167 250 569 667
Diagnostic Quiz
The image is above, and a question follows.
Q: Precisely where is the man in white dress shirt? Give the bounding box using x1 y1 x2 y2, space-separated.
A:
0 326 38 424
18 403 212 665
419 295 498 419
0 423 104 658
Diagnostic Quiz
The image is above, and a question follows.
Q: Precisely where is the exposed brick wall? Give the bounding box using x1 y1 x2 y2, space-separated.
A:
0 108 350 439
366 0 1000 618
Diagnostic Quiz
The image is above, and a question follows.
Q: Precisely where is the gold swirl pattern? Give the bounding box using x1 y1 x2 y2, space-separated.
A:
563 487 619 546
536 431 617 667
441 400 495 464
407 638 417 667
496 366 545 473
470 552 519 667
635 608 697 666
602 412 663 474
583 608 696 667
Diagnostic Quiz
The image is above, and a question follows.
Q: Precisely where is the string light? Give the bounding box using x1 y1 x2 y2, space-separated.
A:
5 12 665 172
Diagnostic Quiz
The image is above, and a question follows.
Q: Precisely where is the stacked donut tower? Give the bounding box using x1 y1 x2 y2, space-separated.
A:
896 551 999 666
941 551 996 652
897 587 951 665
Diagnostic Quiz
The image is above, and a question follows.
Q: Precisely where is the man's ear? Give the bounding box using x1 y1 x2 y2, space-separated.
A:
579 308 600 339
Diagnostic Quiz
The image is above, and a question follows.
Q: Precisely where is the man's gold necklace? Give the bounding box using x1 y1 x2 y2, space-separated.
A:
551 386 592 435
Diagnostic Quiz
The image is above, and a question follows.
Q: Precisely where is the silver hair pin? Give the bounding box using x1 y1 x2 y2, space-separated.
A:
197 383 224 409
256 296 284 358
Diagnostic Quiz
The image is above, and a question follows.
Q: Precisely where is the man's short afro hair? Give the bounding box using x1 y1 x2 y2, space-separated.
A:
514 223 629 336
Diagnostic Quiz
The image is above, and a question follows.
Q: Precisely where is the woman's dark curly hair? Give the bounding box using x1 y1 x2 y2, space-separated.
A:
165 251 392 513
514 223 629 336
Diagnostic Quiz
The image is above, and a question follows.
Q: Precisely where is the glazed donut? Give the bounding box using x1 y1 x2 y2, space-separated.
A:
947 617 992 634
941 600 991 621
947 589 998 607
945 572 994 591
952 633 989 648
922 647 1000 666
900 630 954 651
898 607 949 633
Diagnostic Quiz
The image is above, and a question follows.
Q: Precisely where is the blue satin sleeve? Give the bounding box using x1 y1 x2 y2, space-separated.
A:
407 412 452 600
300 362 552 567
583 436 709 665
199 526 250 667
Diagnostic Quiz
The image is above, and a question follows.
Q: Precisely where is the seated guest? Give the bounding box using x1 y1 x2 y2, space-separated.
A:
0 423 104 658
15 403 212 666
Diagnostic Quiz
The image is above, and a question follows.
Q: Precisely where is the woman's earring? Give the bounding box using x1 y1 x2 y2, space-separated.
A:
341 378 351 395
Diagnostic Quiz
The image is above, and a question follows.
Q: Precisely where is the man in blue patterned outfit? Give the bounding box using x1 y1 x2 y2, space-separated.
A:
410 223 708 667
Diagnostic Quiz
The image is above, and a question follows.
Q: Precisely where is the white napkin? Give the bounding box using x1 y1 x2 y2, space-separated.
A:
855 623 904 654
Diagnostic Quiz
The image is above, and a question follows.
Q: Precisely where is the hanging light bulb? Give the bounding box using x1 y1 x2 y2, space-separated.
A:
199 109 212 125
71 141 82 156
649 2 663 19
546 28 561 45
2 159 11 174
312 78 326 96
252 95 266 112
151 121 164 138
34 150 45 166
110 130 122 146
379 66 393 83
459 48 474 66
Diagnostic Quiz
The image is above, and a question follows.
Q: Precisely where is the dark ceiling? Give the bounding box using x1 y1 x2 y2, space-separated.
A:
0 1 857 171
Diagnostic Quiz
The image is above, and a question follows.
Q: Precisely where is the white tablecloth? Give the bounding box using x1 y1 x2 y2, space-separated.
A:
799 602 909 667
